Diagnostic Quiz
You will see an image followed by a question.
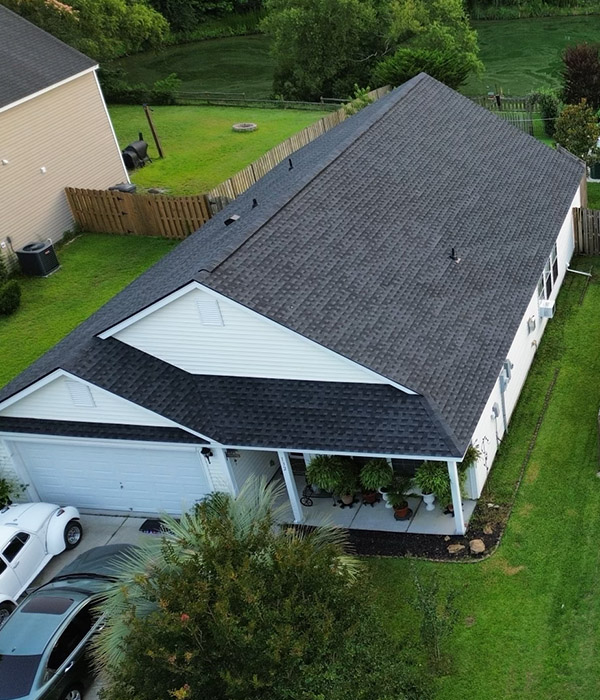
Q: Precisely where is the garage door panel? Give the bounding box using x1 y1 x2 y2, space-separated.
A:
12 440 211 514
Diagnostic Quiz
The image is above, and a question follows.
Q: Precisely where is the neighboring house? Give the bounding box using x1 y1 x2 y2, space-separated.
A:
0 6 127 268
0 74 585 535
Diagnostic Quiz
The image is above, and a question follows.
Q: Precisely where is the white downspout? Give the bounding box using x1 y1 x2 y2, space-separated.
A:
278 450 304 524
447 460 466 535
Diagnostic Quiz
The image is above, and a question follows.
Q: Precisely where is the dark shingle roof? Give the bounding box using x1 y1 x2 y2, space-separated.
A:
0 5 96 109
0 74 584 454
0 417 208 444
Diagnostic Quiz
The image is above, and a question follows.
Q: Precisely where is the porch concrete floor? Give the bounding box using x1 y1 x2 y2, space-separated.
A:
292 475 477 536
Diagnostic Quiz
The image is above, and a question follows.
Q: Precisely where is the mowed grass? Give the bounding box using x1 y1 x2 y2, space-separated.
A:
370 263 600 698
108 105 324 194
111 35 274 97
0 234 176 387
464 15 600 95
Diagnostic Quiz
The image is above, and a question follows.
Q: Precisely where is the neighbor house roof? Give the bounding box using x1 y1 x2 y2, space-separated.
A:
0 5 97 110
0 74 584 456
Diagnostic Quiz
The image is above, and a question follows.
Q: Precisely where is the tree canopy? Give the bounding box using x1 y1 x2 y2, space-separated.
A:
562 43 600 111
262 0 481 100
95 479 428 700
554 99 600 165
1 0 168 61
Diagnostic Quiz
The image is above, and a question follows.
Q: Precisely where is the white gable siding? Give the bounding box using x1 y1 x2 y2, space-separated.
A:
467 187 580 497
114 287 386 383
0 375 175 427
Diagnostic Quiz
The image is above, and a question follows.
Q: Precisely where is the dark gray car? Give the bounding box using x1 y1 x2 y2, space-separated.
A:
0 544 134 700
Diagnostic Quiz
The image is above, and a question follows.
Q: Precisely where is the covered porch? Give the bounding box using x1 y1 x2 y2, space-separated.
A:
223 447 475 536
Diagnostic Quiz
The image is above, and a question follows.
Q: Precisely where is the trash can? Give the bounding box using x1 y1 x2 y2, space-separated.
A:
16 240 60 277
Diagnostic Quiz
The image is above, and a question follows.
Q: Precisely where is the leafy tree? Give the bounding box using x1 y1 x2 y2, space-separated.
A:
2 0 168 61
261 0 379 101
554 99 600 165
262 0 480 100
373 47 472 90
95 479 428 700
372 0 481 90
562 43 600 110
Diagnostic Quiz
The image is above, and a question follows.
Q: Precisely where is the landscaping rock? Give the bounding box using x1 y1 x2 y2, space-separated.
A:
469 539 486 554
447 543 465 554
483 524 493 535
444 535 451 541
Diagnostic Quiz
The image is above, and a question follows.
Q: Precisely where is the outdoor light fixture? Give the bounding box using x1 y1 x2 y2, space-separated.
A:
201 447 214 462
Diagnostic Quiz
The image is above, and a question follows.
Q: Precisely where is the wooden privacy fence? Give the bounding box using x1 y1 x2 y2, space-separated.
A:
470 95 533 112
573 207 600 255
66 86 392 238
65 188 212 239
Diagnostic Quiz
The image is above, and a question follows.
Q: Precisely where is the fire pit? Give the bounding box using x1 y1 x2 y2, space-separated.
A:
232 122 257 132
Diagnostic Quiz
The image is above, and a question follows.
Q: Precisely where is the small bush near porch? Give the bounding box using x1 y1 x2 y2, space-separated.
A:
370 259 600 698
0 234 176 387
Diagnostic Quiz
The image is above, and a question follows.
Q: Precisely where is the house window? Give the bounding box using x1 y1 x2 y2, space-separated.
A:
537 244 558 301
197 299 224 326
66 381 95 408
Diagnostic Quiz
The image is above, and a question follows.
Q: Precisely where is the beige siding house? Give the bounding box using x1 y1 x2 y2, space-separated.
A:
0 6 128 268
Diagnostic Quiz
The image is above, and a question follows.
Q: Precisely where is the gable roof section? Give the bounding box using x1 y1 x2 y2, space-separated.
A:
0 74 584 453
0 5 96 110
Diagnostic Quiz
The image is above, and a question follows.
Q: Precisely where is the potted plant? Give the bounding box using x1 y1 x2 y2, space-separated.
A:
359 459 393 505
413 461 451 511
336 467 360 507
386 477 413 520
305 455 345 494
0 472 27 509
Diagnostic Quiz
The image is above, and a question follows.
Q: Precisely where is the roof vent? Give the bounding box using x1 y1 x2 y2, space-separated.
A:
224 214 240 226
450 247 461 263
252 198 258 208
66 380 95 408
288 158 293 170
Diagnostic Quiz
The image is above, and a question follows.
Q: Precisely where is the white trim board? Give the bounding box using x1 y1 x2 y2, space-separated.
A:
98 281 416 393
0 66 98 114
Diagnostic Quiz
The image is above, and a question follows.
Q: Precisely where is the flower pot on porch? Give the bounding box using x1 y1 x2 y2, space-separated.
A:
422 492 435 511
393 500 412 520
362 490 379 506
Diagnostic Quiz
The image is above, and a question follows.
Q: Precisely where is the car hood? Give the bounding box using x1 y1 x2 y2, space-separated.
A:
0 503 57 543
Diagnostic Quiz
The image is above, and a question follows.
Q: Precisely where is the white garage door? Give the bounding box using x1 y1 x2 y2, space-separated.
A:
11 439 212 515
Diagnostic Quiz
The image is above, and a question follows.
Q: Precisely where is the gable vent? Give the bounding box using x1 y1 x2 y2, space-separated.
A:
197 298 224 326
66 380 96 408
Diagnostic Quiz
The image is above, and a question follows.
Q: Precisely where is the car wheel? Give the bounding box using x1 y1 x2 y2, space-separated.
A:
0 601 15 628
62 685 84 700
64 519 83 550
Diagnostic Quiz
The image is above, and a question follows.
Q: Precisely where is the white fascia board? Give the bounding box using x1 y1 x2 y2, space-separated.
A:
0 369 220 446
92 71 130 183
0 66 98 114
98 280 415 394
218 444 457 462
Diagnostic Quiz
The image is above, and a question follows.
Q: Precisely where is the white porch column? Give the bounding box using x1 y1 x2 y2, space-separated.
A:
278 450 304 524
447 460 466 535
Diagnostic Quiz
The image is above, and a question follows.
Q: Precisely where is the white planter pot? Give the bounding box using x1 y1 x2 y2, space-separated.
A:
422 492 435 511
379 489 393 508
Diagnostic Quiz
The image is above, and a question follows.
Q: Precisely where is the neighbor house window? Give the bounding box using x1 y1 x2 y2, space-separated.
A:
537 243 558 301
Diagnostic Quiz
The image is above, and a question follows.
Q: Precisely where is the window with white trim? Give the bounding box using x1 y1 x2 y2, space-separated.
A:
537 243 558 300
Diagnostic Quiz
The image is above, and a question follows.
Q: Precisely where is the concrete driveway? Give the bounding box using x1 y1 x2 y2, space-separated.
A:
32 513 155 699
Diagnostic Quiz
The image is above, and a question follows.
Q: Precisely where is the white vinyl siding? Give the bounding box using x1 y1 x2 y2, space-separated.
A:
468 187 579 498
7 438 217 515
0 375 175 427
115 287 386 383
229 450 280 492
0 71 126 268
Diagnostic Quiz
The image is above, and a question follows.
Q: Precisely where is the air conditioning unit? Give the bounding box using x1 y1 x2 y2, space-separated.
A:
538 299 555 318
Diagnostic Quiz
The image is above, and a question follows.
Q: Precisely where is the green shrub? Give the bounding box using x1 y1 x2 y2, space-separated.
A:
151 73 182 105
99 67 181 105
0 280 21 316
529 88 561 137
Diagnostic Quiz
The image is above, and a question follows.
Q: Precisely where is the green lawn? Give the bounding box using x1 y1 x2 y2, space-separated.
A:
464 15 600 95
108 104 324 195
370 262 600 698
111 35 274 97
0 234 176 388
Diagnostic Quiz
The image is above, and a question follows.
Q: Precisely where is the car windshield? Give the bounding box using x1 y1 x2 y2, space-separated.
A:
0 654 42 699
